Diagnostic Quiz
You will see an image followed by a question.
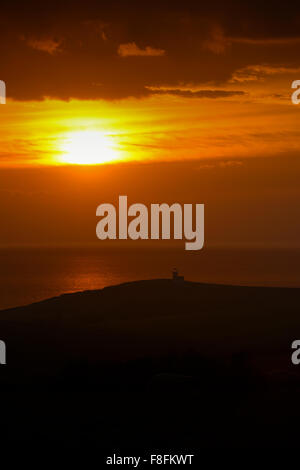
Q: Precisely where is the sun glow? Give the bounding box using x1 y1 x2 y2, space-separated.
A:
59 130 121 164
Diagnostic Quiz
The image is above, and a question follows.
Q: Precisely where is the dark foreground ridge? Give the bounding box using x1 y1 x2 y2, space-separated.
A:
0 279 300 449
1 278 299 365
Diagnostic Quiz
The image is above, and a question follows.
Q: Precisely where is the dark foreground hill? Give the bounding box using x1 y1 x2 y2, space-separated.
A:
0 279 299 369
0 279 300 449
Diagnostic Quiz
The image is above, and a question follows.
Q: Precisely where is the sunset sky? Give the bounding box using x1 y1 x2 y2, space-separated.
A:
1 1 300 248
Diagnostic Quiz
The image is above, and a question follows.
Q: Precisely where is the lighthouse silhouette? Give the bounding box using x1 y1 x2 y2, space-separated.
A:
172 268 184 282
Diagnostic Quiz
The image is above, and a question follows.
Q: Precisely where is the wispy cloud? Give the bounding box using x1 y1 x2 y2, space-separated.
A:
25 37 62 55
230 64 300 83
146 86 245 99
118 42 165 57
202 26 231 54
231 37 300 46
202 28 300 55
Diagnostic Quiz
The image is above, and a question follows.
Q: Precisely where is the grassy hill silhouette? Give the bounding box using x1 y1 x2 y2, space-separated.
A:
0 279 300 448
1 279 299 368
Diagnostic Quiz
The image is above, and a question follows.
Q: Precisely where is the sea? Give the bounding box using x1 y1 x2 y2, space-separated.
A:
0 245 300 310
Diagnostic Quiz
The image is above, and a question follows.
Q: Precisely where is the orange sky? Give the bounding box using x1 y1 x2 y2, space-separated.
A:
0 70 299 167
1 1 300 166
1 1 300 249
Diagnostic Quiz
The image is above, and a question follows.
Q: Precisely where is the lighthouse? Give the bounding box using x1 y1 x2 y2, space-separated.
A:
172 268 184 282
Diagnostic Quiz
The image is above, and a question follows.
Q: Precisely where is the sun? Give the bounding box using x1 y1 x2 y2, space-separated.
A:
59 130 120 164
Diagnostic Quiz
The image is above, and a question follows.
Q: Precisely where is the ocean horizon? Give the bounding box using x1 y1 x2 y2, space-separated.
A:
1 245 300 310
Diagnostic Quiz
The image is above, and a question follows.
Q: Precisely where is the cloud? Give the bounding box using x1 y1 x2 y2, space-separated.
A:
101 31 108 41
201 29 300 56
2 1 300 100
25 37 62 55
230 65 300 83
231 37 300 46
202 26 231 54
147 87 246 99
118 42 165 57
